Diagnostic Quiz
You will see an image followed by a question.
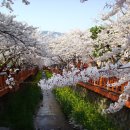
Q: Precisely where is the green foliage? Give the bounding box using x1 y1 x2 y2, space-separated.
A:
90 26 104 40
45 70 53 79
53 87 117 130
0 71 42 130
31 70 42 82
90 26 109 58
92 42 112 58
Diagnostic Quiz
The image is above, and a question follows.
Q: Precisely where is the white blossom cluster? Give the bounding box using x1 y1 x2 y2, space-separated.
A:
39 66 100 90
1 0 30 12
48 30 93 64
5 74 15 89
102 0 130 20
103 82 130 113
0 13 49 69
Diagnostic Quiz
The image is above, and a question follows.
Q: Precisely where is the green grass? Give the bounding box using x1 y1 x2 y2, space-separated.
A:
0 71 42 130
53 87 117 130
44 70 52 79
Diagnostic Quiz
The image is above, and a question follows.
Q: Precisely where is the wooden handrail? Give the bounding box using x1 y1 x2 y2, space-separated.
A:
0 67 38 97
77 77 130 108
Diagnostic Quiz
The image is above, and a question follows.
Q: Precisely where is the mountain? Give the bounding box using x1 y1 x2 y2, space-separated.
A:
42 31 63 39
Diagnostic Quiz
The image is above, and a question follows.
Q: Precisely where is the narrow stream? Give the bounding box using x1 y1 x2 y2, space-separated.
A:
34 73 75 130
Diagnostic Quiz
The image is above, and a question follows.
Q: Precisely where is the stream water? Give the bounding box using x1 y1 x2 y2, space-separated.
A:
34 72 75 130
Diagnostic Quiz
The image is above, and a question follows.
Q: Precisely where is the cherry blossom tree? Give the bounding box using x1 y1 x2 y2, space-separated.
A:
49 29 93 65
1 0 30 11
0 12 49 71
102 0 130 20
90 4 130 113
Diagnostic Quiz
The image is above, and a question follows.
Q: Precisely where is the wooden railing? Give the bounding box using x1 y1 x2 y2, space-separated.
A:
77 77 130 108
0 67 38 97
49 68 62 75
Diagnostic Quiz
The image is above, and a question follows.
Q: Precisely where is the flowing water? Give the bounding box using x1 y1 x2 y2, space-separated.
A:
34 72 75 130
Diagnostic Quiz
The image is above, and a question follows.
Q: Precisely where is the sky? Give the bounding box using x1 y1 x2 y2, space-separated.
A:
0 0 111 33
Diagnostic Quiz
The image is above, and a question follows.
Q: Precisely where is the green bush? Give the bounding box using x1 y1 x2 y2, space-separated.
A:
53 87 117 130
0 71 42 130
44 70 52 79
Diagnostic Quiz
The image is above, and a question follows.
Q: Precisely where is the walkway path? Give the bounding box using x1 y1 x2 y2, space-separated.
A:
34 72 74 130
